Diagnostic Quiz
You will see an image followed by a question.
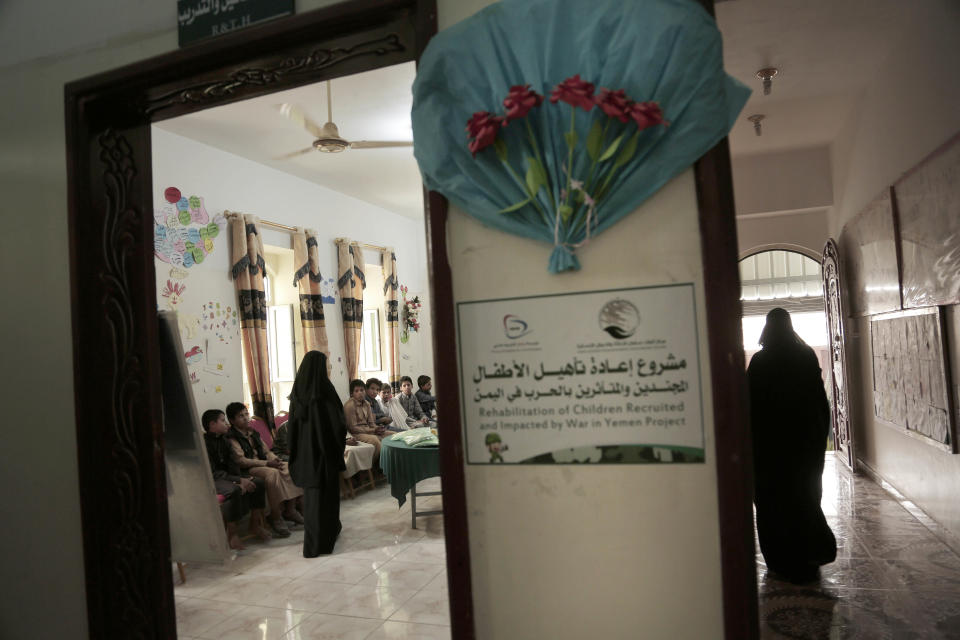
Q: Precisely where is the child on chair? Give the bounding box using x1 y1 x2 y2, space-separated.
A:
399 376 436 428
226 402 304 538
201 409 271 549
415 374 437 418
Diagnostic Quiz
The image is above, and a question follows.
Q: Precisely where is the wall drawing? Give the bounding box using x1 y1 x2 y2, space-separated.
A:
321 276 338 304
201 300 239 345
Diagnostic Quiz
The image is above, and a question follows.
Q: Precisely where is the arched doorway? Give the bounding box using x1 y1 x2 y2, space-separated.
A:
738 247 832 445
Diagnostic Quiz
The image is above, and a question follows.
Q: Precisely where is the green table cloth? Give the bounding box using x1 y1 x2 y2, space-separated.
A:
380 436 440 507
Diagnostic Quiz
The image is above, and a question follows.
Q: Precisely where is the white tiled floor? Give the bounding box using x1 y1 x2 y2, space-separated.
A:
175 477 449 639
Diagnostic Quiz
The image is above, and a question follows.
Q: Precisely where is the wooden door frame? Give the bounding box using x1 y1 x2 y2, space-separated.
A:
65 1 477 637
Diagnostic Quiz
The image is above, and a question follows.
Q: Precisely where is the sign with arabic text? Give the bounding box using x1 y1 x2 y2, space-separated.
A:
178 0 294 47
457 284 704 464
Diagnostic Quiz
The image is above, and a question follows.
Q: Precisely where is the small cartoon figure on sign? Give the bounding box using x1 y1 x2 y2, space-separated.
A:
485 432 508 463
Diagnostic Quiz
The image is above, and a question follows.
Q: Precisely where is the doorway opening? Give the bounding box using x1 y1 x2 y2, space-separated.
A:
739 247 831 446
152 60 453 636
65 2 477 638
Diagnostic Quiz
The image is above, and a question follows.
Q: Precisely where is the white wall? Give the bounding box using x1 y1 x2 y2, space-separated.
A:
830 1 960 235
151 127 434 406
732 147 832 216
1 31 175 640
736 209 829 257
732 146 832 256
449 168 724 638
830 0 960 538
436 0 725 631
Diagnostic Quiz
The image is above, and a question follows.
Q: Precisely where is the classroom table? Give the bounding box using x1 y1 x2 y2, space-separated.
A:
379 436 441 529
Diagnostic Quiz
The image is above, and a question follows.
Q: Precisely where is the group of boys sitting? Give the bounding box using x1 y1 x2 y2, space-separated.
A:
201 402 305 550
199 375 437 551
342 375 438 460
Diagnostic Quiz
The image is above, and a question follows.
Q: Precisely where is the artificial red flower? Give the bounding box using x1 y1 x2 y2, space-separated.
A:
594 88 631 122
627 101 665 130
503 85 544 121
549 75 595 111
466 111 505 156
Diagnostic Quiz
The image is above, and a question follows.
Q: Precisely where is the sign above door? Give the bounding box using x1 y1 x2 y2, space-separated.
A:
177 0 294 47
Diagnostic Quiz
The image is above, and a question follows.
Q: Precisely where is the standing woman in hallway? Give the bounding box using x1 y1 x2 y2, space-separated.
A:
287 351 347 557
748 307 836 583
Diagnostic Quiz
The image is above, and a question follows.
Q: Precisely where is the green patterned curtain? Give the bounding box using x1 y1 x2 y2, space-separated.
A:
383 248 401 390
230 213 274 428
336 240 366 381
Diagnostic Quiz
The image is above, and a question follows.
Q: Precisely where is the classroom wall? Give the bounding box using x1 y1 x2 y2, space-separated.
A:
151 127 435 408
830 0 960 538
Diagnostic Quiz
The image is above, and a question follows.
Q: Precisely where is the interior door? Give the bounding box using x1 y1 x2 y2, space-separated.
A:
822 238 854 470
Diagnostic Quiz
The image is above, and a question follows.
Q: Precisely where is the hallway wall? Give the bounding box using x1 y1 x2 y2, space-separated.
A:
829 0 960 538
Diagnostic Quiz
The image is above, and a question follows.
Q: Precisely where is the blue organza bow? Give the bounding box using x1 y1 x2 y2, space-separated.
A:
412 0 750 273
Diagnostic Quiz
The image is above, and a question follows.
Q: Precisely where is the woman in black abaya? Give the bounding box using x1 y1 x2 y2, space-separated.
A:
288 351 347 557
748 308 836 583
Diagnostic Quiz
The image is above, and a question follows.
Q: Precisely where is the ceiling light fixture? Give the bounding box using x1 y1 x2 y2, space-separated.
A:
747 114 765 136
755 67 779 96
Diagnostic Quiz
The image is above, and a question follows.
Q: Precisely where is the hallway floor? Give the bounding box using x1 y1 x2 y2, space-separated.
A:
758 455 960 639
174 477 449 639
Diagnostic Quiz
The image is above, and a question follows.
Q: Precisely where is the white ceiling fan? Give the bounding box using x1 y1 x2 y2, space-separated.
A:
275 80 413 158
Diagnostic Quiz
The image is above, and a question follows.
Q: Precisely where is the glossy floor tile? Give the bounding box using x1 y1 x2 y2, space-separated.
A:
175 477 449 639
758 456 960 639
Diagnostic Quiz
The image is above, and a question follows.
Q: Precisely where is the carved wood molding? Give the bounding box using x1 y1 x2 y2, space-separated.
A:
145 33 405 117
95 128 164 637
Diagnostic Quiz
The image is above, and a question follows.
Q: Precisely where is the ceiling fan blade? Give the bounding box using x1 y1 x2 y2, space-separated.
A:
349 140 414 149
273 146 314 160
277 103 324 138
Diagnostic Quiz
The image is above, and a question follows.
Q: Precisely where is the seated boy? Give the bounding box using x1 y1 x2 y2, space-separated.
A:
380 383 417 430
415 375 437 417
398 376 435 428
201 409 271 548
226 402 304 538
364 378 395 429
344 379 388 459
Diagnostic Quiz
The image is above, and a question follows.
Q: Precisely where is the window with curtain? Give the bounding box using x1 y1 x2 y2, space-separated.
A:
267 303 296 413
359 308 382 372
359 262 387 378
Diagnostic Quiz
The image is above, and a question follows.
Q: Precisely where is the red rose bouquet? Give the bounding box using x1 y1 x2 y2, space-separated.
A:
465 75 665 249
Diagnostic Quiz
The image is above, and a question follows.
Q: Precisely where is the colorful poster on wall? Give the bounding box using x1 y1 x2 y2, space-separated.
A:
202 300 239 345
457 284 704 464
154 186 227 268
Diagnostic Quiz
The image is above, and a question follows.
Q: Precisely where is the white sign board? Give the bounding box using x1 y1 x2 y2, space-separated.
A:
457 284 704 464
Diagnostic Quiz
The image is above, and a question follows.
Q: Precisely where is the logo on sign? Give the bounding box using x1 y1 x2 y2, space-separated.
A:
503 314 531 339
598 299 640 340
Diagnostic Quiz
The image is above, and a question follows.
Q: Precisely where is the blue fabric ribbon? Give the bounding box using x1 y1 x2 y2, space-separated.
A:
412 0 750 273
